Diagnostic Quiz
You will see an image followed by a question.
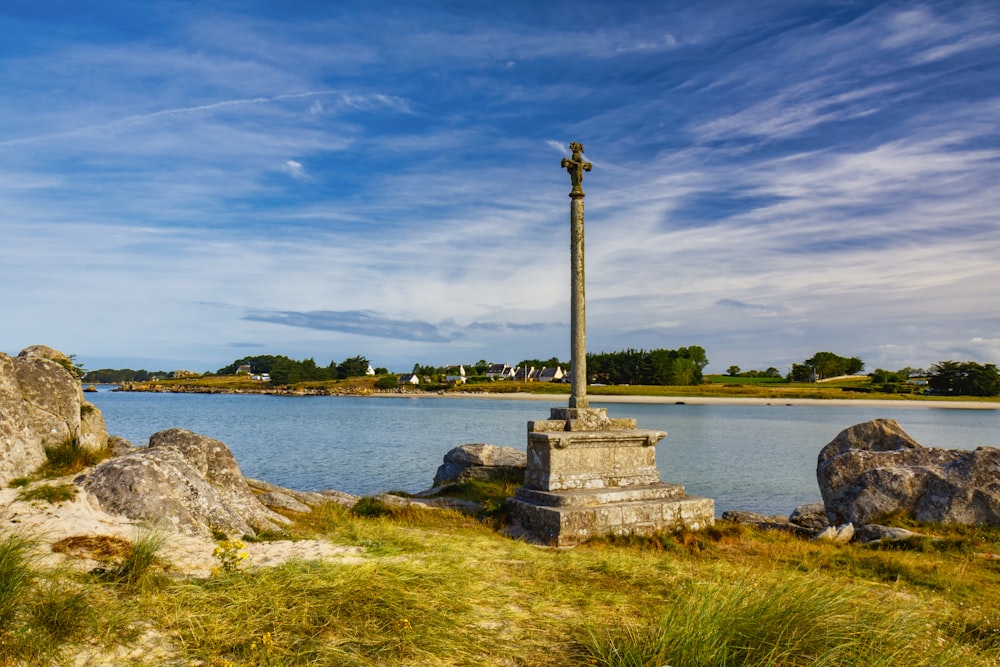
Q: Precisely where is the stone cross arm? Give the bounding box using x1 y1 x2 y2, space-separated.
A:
561 142 592 197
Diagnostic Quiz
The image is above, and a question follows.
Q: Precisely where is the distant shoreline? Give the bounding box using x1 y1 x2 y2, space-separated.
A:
109 384 1000 409
370 391 1000 410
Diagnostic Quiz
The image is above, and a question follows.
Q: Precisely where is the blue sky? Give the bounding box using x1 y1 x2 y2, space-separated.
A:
2 1 998 375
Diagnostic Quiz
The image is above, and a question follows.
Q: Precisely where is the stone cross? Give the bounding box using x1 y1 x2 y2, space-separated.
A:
561 142 592 408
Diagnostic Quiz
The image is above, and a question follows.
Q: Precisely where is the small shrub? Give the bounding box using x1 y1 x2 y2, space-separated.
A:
351 496 395 518
375 375 399 390
17 483 78 504
8 477 31 488
213 539 248 573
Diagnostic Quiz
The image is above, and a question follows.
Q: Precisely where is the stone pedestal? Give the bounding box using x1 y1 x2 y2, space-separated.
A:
508 407 714 546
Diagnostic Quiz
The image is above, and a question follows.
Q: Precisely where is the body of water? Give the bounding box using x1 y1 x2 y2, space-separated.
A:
87 390 1000 517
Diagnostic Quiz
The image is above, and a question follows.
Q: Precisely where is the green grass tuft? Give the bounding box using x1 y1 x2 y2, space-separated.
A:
38 436 110 478
17 482 78 504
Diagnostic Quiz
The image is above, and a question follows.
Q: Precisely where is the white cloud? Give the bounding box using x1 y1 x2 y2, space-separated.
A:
282 160 308 179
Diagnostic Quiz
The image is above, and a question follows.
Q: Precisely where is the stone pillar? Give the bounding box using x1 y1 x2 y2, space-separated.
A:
561 142 591 409
569 194 587 408
506 142 715 546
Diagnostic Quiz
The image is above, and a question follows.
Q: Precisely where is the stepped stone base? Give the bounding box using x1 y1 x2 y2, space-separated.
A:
509 407 715 546
509 486 715 546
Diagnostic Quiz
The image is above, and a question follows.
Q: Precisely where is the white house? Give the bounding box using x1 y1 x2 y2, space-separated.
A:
513 366 536 381
365 364 375 376
536 367 564 382
486 363 513 380
445 365 467 384
398 373 420 385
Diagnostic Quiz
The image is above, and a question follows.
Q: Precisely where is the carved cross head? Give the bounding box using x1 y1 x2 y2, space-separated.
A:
561 142 592 196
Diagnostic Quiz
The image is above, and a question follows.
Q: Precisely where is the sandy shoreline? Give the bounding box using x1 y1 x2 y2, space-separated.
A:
375 391 1000 410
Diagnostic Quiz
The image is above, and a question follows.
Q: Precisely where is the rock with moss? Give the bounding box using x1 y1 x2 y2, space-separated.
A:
432 443 526 487
82 428 290 538
0 345 108 483
817 419 1000 527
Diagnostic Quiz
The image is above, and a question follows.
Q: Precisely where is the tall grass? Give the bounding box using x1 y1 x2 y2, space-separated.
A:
39 435 110 478
4 496 1000 665
0 533 35 627
97 529 167 590
580 571 974 666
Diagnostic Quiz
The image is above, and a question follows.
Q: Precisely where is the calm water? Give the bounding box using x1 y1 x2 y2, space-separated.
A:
87 389 1000 516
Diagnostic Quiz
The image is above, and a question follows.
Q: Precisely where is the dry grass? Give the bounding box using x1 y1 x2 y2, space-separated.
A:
6 500 1000 665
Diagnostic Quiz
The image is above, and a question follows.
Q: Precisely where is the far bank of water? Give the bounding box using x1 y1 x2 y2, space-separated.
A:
87 390 1000 517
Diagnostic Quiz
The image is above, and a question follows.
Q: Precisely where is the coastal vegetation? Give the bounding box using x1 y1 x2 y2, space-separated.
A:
2 494 999 665
86 349 1000 398
111 372 1000 403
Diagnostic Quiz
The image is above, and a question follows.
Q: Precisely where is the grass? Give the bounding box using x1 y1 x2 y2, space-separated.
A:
17 482 78 504
37 436 111 479
5 495 1000 665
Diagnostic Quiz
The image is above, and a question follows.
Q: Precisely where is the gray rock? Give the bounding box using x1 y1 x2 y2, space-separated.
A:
375 493 480 513
82 428 289 538
432 443 526 487
789 502 830 530
817 419 1000 527
257 491 311 514
854 524 922 544
721 510 769 524
1 346 109 483
108 435 139 456
246 478 332 508
722 509 814 537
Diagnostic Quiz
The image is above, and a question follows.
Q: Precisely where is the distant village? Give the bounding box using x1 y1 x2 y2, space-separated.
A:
231 362 569 386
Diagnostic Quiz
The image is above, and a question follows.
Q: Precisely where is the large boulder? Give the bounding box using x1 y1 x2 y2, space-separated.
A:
81 428 289 538
0 346 108 483
817 419 1000 526
432 443 526 487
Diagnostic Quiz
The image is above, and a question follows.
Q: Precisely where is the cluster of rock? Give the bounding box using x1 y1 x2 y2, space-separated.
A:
725 418 1000 544
0 345 108 482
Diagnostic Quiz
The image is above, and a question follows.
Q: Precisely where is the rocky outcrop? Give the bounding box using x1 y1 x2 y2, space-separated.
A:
817 419 1000 527
81 428 290 538
0 345 108 483
789 502 830 531
432 443 526 487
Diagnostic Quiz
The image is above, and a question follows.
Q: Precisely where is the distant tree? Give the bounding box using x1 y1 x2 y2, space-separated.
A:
475 359 489 375
587 347 707 386
789 352 864 381
928 361 1000 396
727 365 741 377
83 368 169 383
217 355 284 376
336 355 370 379
373 367 388 375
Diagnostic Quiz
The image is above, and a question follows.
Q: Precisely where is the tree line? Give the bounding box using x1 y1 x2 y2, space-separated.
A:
82 368 170 383
83 349 1000 396
587 347 708 386
217 355 381 385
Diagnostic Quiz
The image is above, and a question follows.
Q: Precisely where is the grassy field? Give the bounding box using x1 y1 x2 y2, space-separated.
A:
3 493 1000 666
